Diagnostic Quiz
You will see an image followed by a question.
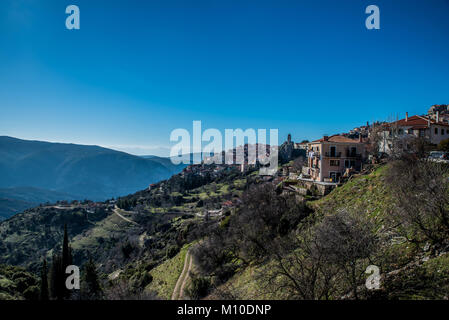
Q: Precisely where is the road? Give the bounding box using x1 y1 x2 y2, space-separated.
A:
171 249 193 300
113 205 138 225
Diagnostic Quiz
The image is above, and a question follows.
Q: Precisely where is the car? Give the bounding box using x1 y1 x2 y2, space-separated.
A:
428 151 449 163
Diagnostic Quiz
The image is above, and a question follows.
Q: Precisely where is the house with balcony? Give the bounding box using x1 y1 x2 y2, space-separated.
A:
378 112 449 154
301 135 366 184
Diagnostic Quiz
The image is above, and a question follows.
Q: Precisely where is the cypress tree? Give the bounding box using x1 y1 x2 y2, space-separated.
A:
61 224 73 299
49 225 74 300
62 224 70 270
49 253 64 300
40 258 49 301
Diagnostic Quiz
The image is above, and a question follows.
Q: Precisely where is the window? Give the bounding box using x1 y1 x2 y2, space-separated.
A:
408 129 413 134
330 146 337 157
419 130 425 137
350 147 357 157
447 129 449 134
344 160 356 168
330 172 341 182
435 127 438 134
330 160 340 166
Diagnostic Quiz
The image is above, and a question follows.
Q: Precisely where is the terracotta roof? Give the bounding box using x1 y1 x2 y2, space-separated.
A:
385 115 449 128
310 135 362 144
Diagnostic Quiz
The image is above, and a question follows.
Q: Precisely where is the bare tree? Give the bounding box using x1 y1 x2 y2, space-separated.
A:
314 210 378 299
291 156 306 173
260 228 340 300
103 279 158 300
385 158 449 245
231 184 311 262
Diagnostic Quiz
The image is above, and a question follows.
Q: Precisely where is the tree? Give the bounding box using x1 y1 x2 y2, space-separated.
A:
262 229 340 300
231 184 311 262
62 224 70 269
49 253 64 300
291 156 306 173
80 256 102 300
61 224 73 299
185 273 211 300
49 225 74 300
437 138 449 152
314 210 377 299
385 158 449 245
40 258 49 301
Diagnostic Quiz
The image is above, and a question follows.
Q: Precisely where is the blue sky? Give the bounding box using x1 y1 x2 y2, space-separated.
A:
1 0 448 156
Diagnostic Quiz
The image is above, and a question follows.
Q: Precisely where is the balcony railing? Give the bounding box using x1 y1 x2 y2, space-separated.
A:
345 151 362 158
324 152 341 157
308 151 320 158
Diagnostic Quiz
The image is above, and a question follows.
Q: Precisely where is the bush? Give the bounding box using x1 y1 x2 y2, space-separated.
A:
23 285 39 300
166 245 179 259
121 242 135 259
186 274 211 300
437 138 449 152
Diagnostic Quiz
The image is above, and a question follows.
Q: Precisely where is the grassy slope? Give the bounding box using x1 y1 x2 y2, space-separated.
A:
213 165 449 300
145 243 192 299
311 164 393 220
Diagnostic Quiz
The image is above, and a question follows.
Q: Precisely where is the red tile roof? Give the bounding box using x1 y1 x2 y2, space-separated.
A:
384 115 449 129
310 135 362 144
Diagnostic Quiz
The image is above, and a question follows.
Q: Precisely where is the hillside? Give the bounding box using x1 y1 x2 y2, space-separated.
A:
0 187 80 221
0 157 448 300
198 164 449 300
0 136 187 219
0 163 256 275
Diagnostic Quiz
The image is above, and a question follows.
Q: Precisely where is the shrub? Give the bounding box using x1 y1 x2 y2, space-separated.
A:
186 274 211 300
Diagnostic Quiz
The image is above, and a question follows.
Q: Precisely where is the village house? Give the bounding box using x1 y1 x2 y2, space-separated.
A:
378 112 449 154
301 135 366 183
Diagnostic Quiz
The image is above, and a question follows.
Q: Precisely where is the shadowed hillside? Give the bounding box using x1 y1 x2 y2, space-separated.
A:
0 136 187 219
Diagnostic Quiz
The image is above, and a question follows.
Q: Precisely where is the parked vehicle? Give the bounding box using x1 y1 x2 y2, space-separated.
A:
428 151 449 162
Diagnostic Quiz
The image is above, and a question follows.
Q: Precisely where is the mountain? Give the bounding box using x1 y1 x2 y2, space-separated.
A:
0 162 250 275
0 157 448 300
0 136 187 219
0 187 80 220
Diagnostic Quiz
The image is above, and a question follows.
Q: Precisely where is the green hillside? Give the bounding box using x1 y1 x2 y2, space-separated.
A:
0 159 448 300
192 163 449 300
0 136 186 203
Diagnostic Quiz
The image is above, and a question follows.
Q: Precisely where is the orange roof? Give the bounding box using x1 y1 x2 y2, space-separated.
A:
385 115 449 128
310 135 362 144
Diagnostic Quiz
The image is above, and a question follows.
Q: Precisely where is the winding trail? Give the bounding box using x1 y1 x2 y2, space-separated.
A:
179 253 193 299
171 250 192 300
113 205 138 225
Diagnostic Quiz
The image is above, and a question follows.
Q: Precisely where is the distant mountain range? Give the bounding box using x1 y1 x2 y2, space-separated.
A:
0 136 188 220
0 187 79 221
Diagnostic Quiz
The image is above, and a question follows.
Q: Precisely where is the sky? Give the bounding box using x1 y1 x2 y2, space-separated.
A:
1 0 448 156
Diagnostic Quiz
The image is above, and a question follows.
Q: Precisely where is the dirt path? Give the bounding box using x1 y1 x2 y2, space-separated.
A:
179 253 193 299
171 250 192 300
113 206 138 225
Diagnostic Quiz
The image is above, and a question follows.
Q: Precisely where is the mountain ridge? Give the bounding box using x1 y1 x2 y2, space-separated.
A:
0 136 187 220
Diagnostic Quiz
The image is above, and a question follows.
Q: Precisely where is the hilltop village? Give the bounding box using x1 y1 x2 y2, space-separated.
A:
1 104 449 301
176 104 449 197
